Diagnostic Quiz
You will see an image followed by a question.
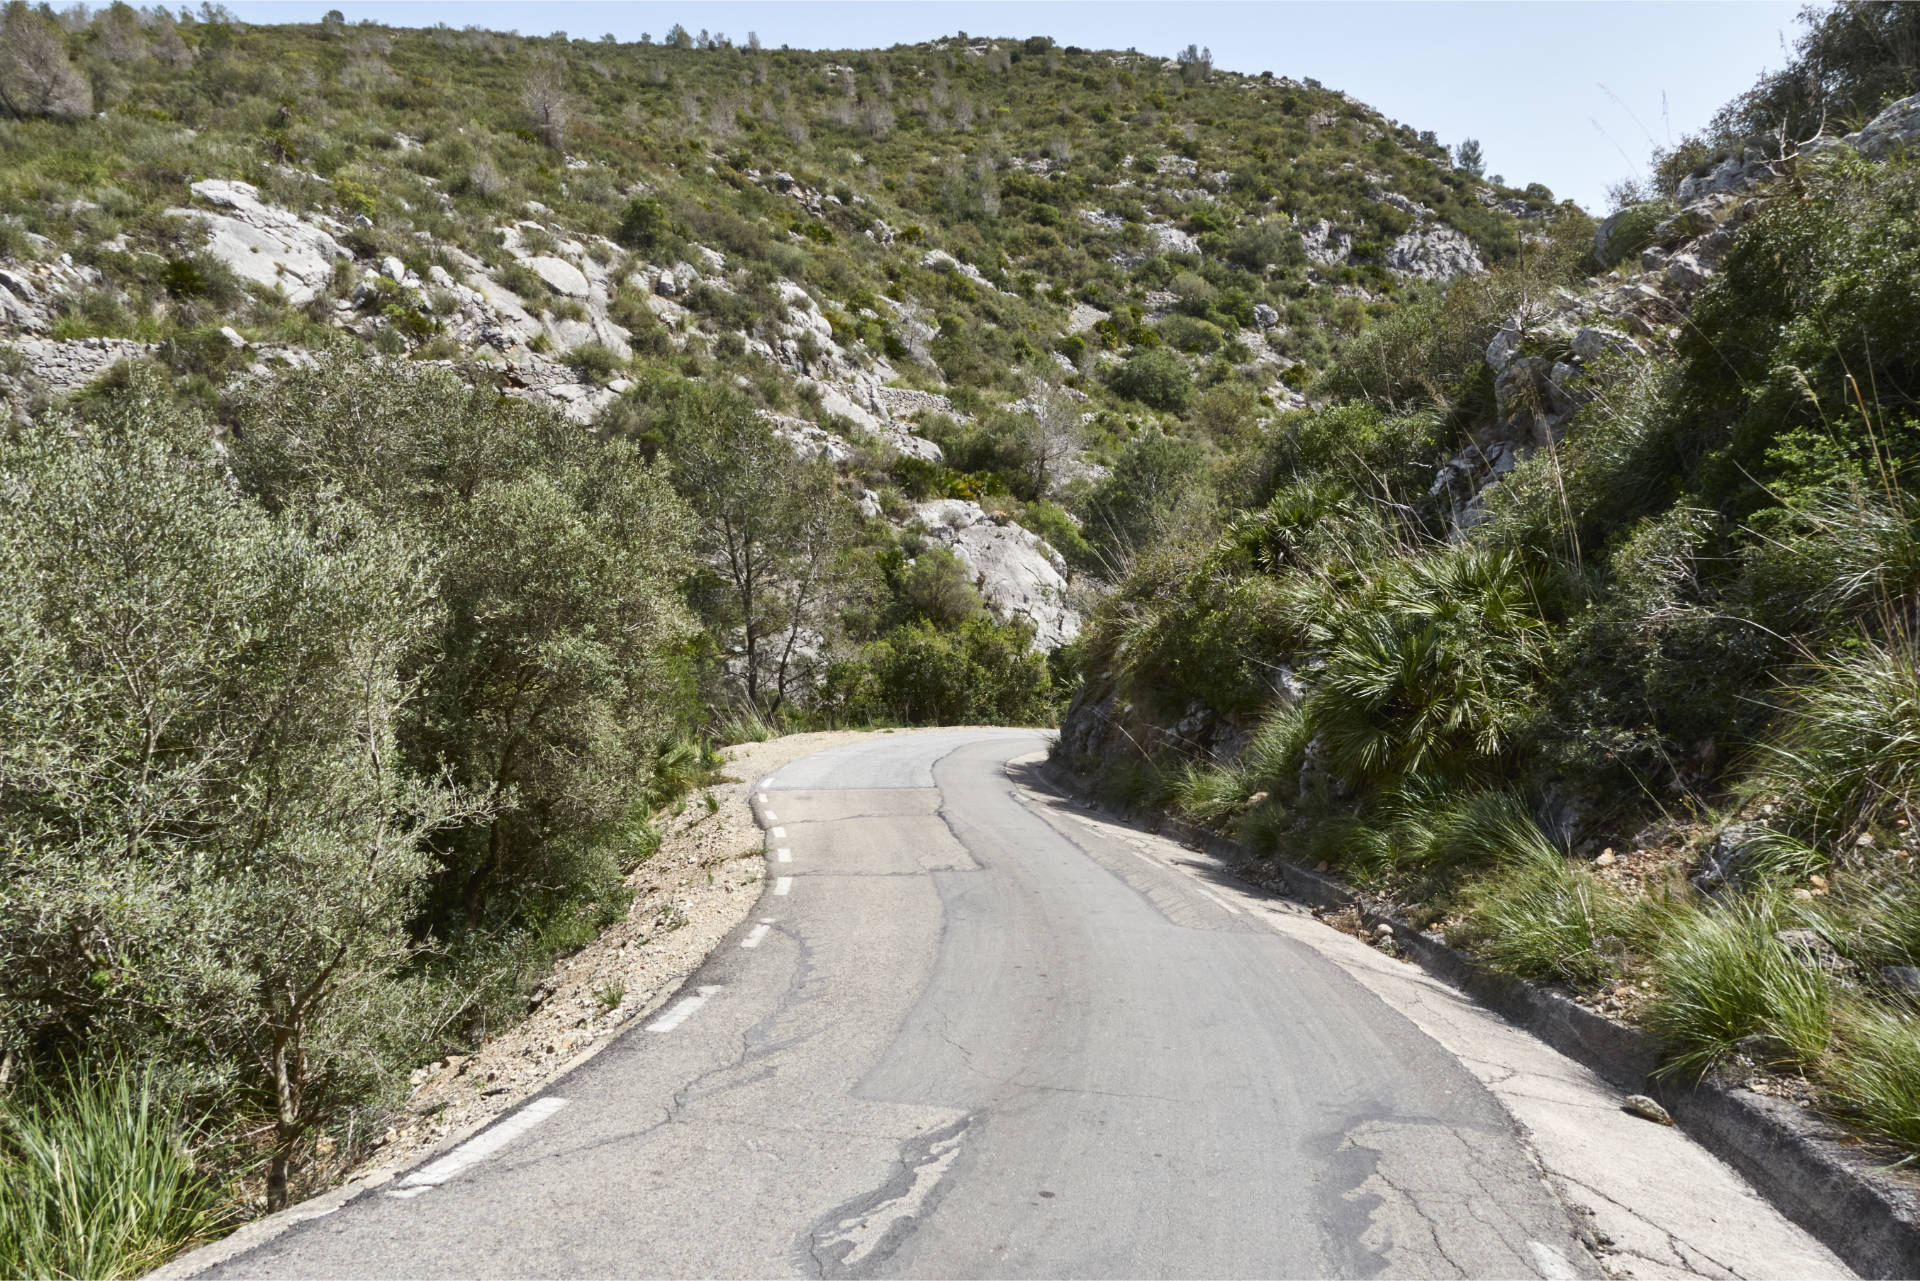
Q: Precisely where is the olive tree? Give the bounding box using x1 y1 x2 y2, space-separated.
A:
0 375 472 1207
0 1 91 118
228 358 696 929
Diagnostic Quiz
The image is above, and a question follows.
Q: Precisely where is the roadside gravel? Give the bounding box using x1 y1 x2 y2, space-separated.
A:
342 729 907 1181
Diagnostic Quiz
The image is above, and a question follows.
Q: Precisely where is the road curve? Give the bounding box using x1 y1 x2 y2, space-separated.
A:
209 728 1598 1279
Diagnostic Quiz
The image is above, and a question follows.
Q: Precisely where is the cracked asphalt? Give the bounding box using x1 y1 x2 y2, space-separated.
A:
204 729 1833 1279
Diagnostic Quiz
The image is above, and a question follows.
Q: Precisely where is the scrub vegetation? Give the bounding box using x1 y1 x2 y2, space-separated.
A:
0 5 1543 1270
1061 1 1920 1168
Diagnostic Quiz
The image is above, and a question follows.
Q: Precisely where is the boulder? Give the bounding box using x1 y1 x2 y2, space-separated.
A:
1844 94 1920 157
1775 929 1850 974
1691 822 1771 892
525 255 590 298
1881 966 1920 1000
1664 252 1713 292
1147 223 1200 255
1253 303 1280 330
1485 320 1522 373
1675 154 1765 205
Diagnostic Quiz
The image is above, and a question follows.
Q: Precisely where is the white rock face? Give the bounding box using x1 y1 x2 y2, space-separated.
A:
1067 302 1109 334
1300 219 1351 267
766 412 857 466
920 249 1004 292
914 499 1081 650
1842 93 1920 156
804 373 947 463
1384 223 1484 280
1148 223 1200 255
169 179 351 305
525 255 590 298
3 336 157 403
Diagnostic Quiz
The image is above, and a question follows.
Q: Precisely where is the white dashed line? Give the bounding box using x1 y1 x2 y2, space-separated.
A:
771 826 786 839
741 919 775 949
774 876 793 895
764 810 778 823
647 984 722 1033
776 847 792 863
387 1097 569 1197
757 793 768 803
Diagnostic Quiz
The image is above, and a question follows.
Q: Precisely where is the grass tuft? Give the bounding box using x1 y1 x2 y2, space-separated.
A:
0 1062 229 1280
1825 999 1920 1156
1648 896 1833 1076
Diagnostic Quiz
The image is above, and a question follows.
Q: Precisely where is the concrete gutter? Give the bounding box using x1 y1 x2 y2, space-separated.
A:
1042 761 1920 1281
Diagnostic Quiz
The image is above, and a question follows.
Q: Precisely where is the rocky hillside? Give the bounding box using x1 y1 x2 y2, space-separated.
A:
0 6 1552 704
0 11 1585 1263
1059 0 1920 1171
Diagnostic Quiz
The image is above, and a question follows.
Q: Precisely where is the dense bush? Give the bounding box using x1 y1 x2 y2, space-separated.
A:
822 617 1054 726
1107 348 1193 413
0 372 464 1205
229 359 696 938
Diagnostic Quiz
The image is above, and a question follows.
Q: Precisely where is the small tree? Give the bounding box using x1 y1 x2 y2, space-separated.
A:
1176 42 1212 85
0 374 476 1209
664 385 848 714
1455 137 1486 176
0 1 92 119
616 195 671 252
229 358 696 929
1017 379 1087 497
522 65 570 150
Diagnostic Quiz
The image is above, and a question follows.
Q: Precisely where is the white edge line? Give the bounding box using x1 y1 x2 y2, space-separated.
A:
740 922 772 949
776 847 792 863
646 984 721 1033
764 810 778 822
395 1097 569 1190
771 826 786 839
1192 885 1242 915
774 876 792 895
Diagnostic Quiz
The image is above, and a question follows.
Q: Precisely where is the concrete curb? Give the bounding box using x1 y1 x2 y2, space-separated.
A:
1040 761 1920 1281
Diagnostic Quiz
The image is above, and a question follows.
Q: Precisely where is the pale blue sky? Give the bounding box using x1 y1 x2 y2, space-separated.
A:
225 1 1810 211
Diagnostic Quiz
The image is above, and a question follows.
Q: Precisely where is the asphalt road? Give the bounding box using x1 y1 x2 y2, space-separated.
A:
210 728 1599 1279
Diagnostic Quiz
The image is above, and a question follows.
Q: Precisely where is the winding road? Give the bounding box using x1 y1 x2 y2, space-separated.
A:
205 728 1846 1280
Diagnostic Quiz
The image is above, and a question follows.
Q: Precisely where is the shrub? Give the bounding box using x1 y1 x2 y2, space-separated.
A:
1824 1000 1920 1153
1758 636 1920 845
0 373 465 1205
616 196 672 252
1450 818 1638 988
1226 218 1302 272
825 617 1053 726
561 341 623 384
1081 429 1205 570
1593 201 1668 268
1108 348 1192 413
227 357 697 946
1305 548 1546 789
1157 314 1223 354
